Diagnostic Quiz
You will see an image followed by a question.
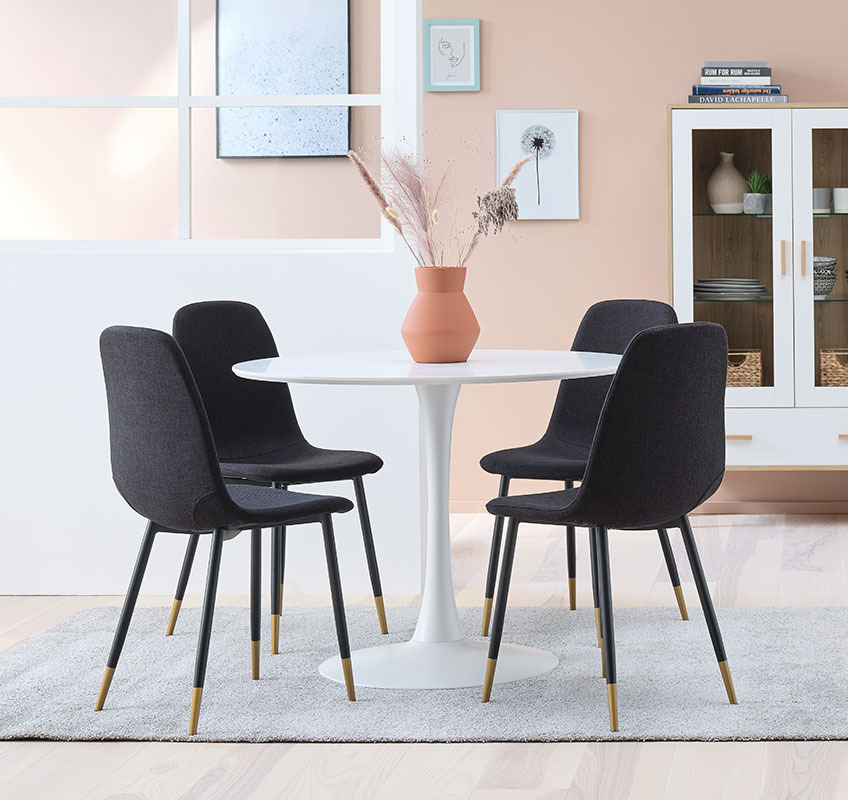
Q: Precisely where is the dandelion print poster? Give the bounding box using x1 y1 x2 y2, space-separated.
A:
496 110 579 220
216 0 349 157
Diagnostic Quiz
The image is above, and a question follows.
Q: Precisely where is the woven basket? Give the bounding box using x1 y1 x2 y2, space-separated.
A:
820 348 848 386
726 349 762 387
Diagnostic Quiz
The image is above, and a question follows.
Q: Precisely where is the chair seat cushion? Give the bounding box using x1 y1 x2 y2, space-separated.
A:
479 437 590 481
225 483 353 526
486 488 582 525
221 442 383 485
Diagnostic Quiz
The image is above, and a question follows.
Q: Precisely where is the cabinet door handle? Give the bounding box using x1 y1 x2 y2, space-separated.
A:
726 434 753 441
780 240 786 276
801 240 807 276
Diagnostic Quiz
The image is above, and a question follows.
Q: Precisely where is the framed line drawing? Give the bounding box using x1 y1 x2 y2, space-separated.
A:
216 0 350 158
423 19 480 92
496 110 580 220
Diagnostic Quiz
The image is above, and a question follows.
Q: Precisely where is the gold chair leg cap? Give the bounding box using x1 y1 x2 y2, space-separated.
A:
341 657 356 701
674 585 689 621
188 687 203 735
594 607 602 648
718 660 738 704
482 658 497 703
568 577 577 611
607 683 619 732
482 597 493 637
374 596 388 635
165 598 182 636
94 666 115 711
271 614 280 655
251 640 260 680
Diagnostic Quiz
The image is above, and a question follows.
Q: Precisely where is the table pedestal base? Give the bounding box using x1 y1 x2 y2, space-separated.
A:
319 639 558 690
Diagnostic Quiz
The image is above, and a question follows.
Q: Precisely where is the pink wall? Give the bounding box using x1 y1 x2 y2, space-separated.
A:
422 0 848 509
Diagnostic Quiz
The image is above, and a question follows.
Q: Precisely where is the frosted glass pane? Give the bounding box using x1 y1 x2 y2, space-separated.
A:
0 0 177 96
191 106 380 239
0 109 178 239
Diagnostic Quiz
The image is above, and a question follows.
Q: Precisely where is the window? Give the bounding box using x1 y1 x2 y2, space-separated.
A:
0 0 418 251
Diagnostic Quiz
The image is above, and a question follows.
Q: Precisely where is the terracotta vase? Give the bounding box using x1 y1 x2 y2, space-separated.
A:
707 152 747 214
401 267 480 363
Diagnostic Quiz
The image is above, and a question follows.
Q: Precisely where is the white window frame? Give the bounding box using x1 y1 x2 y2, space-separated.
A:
0 0 420 255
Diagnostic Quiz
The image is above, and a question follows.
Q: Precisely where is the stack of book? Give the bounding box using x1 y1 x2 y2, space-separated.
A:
688 61 787 104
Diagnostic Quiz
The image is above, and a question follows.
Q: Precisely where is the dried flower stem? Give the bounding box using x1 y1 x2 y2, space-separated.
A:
348 148 529 268
347 150 403 235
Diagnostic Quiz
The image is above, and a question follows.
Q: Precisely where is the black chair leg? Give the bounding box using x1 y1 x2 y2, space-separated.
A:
250 528 261 680
482 517 520 702
165 533 200 636
270 481 287 655
589 527 602 649
594 526 618 732
679 515 737 705
657 528 688 620
95 520 157 711
565 480 576 611
270 526 285 654
352 476 388 634
189 528 225 735
321 514 356 701
482 475 510 636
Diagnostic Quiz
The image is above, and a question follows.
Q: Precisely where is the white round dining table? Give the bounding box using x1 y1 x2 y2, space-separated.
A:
233 349 621 690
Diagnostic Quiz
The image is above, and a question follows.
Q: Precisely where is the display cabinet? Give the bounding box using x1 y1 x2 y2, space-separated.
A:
670 106 848 467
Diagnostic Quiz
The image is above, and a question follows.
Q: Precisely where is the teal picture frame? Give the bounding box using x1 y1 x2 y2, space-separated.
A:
423 19 480 92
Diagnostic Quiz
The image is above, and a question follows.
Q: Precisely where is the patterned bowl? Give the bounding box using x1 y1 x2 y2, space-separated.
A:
815 270 837 299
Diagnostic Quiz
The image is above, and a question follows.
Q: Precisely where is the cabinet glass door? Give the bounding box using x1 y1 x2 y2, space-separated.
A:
793 108 848 406
672 109 794 407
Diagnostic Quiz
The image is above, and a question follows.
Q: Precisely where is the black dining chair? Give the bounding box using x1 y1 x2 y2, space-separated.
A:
481 322 736 731
166 301 388 658
96 326 357 736
480 300 688 643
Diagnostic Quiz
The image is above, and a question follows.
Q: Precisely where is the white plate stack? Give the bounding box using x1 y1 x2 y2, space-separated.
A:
694 277 768 300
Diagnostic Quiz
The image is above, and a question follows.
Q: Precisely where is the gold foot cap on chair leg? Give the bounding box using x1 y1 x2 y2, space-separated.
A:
251 640 260 681
482 597 493 637
673 585 689 621
165 598 182 636
188 687 203 735
341 657 356 701
607 683 619 732
482 658 497 703
271 614 280 655
568 577 577 611
374 596 388 635
718 660 738 705
594 608 602 648
94 666 115 711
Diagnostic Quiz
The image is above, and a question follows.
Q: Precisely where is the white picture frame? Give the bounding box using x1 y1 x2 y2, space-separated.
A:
496 109 580 220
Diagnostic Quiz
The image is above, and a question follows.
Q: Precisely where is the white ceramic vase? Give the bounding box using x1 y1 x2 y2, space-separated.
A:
707 152 747 214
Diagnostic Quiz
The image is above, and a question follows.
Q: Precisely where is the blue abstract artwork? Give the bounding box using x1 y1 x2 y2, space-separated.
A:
216 0 350 158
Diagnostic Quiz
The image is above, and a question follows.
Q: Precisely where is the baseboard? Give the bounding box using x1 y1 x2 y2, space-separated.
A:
696 500 848 514
450 499 848 515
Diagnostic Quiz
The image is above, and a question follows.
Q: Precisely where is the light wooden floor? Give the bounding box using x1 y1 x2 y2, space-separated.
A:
3 513 848 799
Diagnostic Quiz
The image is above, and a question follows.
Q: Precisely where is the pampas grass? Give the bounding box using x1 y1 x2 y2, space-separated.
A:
348 149 529 268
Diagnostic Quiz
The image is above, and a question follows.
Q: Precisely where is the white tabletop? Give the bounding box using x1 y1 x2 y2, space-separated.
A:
233 349 621 386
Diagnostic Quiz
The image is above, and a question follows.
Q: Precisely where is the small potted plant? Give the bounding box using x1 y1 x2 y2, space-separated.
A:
743 171 772 215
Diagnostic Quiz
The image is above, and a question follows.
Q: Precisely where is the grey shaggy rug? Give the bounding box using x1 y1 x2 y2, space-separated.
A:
0 604 845 742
